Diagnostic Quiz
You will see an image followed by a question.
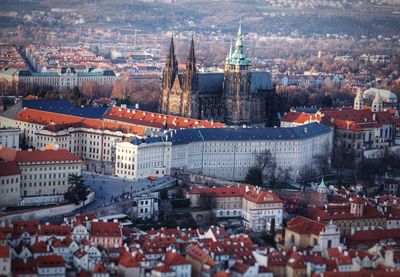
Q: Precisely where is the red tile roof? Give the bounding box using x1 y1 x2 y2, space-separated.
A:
92 263 108 273
320 108 394 131
31 241 49 254
316 269 400 276
230 262 249 274
119 254 141 268
104 106 224 129
281 112 321 124
15 149 81 163
12 220 40 235
346 228 400 248
0 146 17 161
12 259 38 275
39 225 71 236
286 216 325 236
37 255 64 268
152 264 174 273
90 222 121 237
0 161 20 176
188 184 282 204
0 246 9 258
15 108 145 136
186 245 212 263
164 250 190 266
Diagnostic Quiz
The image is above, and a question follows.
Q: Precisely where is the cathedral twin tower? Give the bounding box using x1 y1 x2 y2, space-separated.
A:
159 23 274 126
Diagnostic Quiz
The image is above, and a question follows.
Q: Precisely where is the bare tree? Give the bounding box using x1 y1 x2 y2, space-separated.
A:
199 192 216 210
256 150 280 187
313 141 332 177
298 165 317 192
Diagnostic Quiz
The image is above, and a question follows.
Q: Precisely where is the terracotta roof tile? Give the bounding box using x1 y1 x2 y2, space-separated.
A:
0 161 20 176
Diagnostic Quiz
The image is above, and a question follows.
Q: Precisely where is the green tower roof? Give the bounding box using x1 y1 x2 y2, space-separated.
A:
226 21 251 67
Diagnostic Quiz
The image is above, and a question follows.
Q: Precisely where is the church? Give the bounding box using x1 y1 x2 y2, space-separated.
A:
159 23 275 126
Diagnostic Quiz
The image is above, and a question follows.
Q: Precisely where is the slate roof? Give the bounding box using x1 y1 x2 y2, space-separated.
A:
198 71 273 94
22 99 108 119
198 72 224 94
250 71 273 92
167 122 331 145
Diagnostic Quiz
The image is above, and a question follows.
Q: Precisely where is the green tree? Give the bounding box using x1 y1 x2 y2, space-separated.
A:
64 174 89 204
245 166 263 186
270 217 276 237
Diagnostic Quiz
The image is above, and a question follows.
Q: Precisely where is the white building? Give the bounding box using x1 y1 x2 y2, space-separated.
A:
0 147 83 204
187 184 284 232
132 193 159 220
170 123 333 181
71 223 90 243
115 138 171 180
0 127 19 149
18 67 116 90
0 106 144 166
0 161 21 207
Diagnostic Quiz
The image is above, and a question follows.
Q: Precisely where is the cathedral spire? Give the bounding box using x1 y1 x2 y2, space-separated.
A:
226 20 251 67
187 35 195 63
162 35 178 90
229 38 233 58
234 19 244 56
185 35 198 92
166 35 178 69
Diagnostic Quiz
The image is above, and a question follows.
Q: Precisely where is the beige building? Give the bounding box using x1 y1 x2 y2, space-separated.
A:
284 216 341 251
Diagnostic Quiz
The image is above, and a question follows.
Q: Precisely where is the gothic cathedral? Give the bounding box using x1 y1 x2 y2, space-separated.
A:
159 23 274 126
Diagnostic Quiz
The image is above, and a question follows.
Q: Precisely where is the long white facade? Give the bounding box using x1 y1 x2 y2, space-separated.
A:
170 123 333 181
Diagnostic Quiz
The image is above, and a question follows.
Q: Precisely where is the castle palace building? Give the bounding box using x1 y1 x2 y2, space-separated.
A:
159 23 274 126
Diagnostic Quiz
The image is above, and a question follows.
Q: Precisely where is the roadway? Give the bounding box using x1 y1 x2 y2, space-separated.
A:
79 172 175 212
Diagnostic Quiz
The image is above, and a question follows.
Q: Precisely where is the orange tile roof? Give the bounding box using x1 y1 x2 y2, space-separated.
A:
90 222 121 237
164 250 190 266
16 108 145 136
281 112 321 124
0 146 17 161
321 108 394 131
104 106 224 129
119 255 141 268
188 184 282 204
286 216 325 236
